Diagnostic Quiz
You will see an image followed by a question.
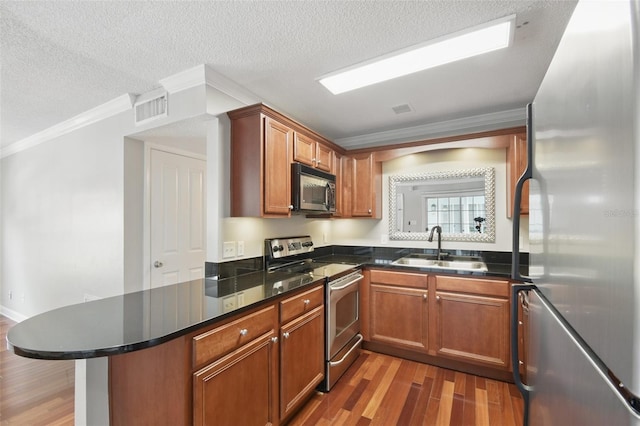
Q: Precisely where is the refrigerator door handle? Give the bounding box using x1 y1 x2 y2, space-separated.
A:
511 283 535 426
511 103 534 282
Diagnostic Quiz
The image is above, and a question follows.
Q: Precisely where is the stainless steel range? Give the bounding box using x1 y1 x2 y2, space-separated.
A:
265 236 363 391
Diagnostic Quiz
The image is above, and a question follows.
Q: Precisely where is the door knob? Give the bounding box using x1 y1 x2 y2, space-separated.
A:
154 261 164 268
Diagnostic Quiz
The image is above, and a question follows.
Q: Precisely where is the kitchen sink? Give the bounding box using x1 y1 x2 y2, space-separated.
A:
391 257 488 272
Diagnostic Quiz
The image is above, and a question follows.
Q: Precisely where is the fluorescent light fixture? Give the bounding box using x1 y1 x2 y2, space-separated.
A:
318 15 515 95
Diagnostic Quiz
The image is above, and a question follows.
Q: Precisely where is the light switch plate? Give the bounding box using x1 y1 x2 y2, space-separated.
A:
237 241 245 256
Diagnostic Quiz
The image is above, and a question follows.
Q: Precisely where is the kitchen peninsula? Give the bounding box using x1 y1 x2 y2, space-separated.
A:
7 246 525 425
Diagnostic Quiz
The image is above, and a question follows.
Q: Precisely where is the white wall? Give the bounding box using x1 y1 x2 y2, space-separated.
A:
0 85 209 319
1 115 127 318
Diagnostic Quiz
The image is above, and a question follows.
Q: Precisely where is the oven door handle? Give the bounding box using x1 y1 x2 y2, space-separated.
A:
329 334 363 367
330 274 363 291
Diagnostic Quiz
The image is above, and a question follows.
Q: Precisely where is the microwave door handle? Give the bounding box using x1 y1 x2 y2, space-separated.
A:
325 183 332 211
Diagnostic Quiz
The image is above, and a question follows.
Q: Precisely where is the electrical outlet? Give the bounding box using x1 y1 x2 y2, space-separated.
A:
223 241 236 258
237 241 245 256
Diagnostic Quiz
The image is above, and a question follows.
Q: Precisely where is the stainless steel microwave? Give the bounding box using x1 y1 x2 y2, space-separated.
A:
291 163 336 213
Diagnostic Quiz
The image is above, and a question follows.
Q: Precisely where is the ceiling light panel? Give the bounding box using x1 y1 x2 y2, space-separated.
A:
318 14 515 95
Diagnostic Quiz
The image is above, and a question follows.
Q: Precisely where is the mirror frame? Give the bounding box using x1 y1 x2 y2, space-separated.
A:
388 167 495 242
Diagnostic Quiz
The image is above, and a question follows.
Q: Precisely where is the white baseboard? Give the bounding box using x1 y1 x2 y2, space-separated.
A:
0 305 29 322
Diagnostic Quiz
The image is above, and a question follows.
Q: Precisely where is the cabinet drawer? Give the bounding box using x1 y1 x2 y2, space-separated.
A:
369 269 427 289
280 285 324 324
193 304 277 368
435 275 509 298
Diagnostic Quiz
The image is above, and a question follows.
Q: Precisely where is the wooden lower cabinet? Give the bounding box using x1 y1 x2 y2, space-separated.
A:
193 331 278 426
434 291 510 369
363 269 513 379
279 305 325 421
369 284 428 352
110 284 327 426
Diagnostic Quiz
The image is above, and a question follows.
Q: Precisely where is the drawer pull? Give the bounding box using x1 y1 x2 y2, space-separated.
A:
283 332 290 339
436 295 441 301
271 337 278 343
239 329 248 336
423 294 427 300
303 299 311 305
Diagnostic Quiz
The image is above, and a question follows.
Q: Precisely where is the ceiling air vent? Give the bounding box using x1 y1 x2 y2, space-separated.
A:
392 103 413 115
134 89 168 125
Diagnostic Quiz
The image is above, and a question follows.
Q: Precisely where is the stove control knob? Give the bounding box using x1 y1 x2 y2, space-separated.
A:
273 245 284 252
288 243 296 250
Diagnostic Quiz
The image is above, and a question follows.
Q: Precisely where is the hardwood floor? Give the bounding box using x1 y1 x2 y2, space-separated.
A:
0 315 74 426
1 315 522 425
288 350 524 426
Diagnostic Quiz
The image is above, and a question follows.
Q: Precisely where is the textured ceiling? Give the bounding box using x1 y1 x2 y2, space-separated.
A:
0 1 577 150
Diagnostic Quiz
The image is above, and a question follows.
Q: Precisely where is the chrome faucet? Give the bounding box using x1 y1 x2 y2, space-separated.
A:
428 225 443 260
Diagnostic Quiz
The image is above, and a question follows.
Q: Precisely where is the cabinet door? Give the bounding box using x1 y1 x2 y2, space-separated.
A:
280 305 324 421
293 133 315 167
369 284 429 352
315 143 333 172
434 291 510 369
351 153 374 217
264 117 293 216
193 332 278 426
517 290 529 381
340 154 353 217
507 132 529 217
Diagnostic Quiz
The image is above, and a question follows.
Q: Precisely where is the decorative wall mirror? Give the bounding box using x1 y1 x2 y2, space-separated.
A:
389 167 495 242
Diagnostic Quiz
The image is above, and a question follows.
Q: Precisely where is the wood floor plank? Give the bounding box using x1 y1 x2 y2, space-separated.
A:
475 388 490 426
370 359 416 425
462 373 477 426
1 315 74 426
408 376 433 426
362 358 401 419
434 380 454 426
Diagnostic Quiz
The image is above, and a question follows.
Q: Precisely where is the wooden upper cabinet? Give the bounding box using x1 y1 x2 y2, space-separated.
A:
228 105 293 217
351 152 382 218
507 132 529 217
264 118 293 216
293 133 334 172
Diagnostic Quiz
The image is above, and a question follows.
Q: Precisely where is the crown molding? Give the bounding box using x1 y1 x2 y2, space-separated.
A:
1 94 135 159
335 107 526 149
203 66 260 106
158 64 206 93
159 64 260 106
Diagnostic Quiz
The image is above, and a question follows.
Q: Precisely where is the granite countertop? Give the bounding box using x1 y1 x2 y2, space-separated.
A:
7 247 527 361
6 270 323 360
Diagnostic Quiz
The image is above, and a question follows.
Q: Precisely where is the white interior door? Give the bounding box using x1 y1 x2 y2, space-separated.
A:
150 148 206 288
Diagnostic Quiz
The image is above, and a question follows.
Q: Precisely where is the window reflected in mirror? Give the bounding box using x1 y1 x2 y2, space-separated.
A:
389 168 495 242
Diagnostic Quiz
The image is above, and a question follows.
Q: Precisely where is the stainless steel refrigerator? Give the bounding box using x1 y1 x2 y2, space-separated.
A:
511 0 640 425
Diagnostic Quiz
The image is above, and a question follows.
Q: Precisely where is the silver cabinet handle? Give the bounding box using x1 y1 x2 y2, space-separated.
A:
283 332 290 339
368 209 372 214
288 205 294 210
303 299 310 305
239 329 248 336
153 261 163 268
423 294 427 300
436 295 441 301
271 337 278 344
